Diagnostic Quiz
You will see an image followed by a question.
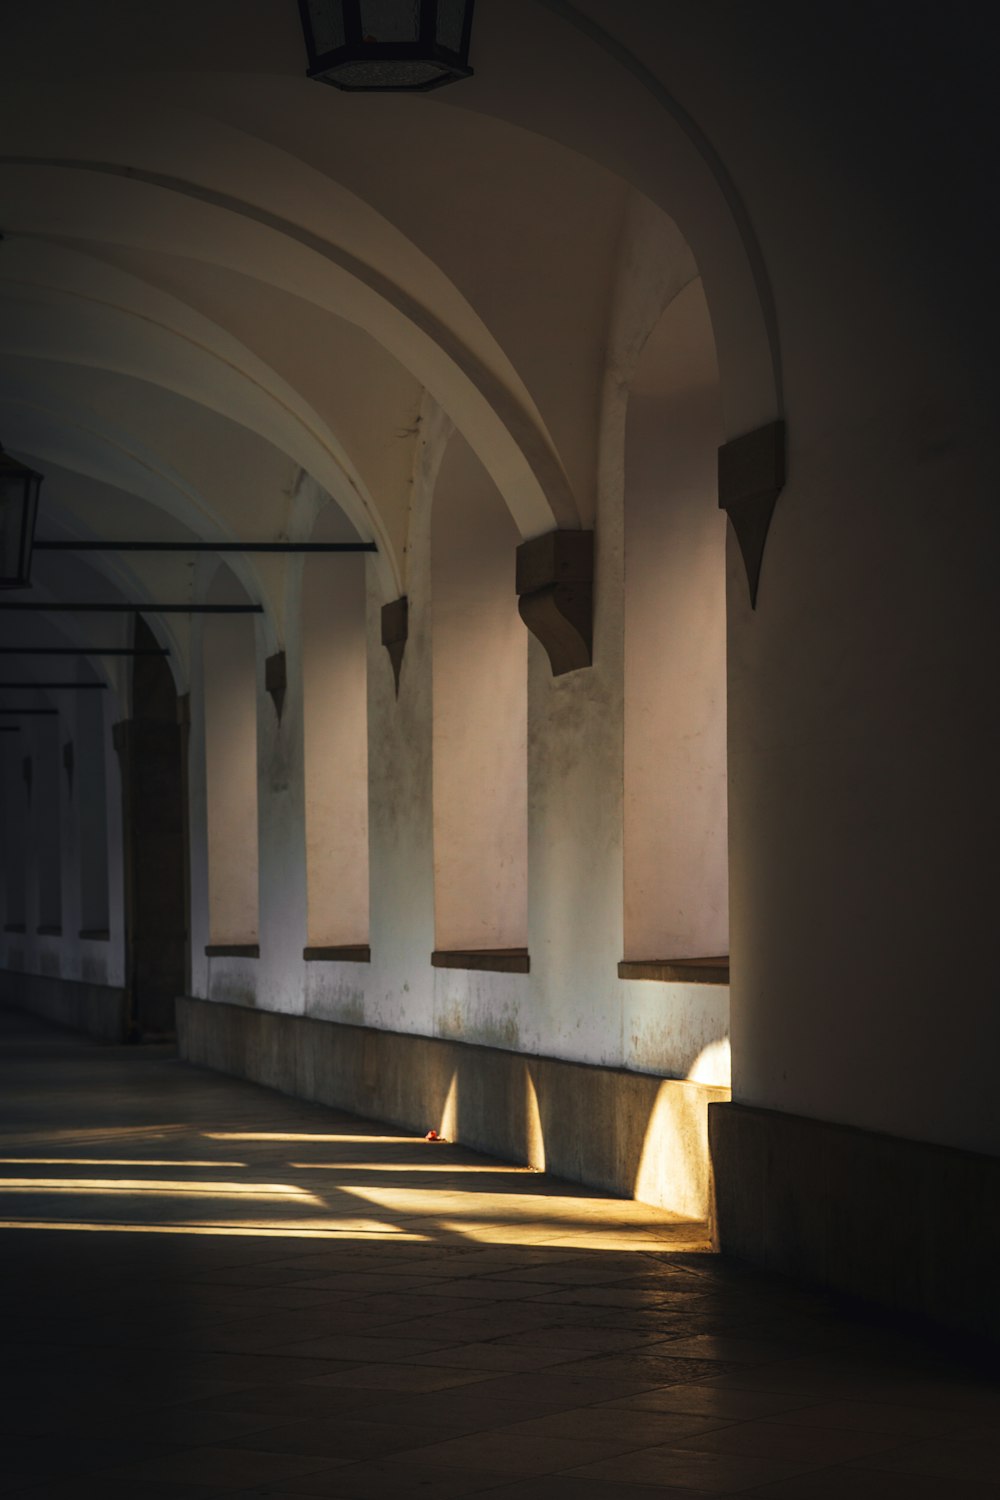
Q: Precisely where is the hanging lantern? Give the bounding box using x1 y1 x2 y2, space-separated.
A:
0 444 42 589
298 1 475 92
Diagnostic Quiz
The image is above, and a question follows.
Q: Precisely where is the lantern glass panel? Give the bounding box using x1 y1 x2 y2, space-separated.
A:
0 460 40 589
303 0 346 54
358 1 421 42
0 489 20 581
437 0 467 50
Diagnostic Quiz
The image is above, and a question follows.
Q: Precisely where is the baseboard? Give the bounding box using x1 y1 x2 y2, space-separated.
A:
0 969 129 1043
177 995 728 1219
709 1100 1000 1343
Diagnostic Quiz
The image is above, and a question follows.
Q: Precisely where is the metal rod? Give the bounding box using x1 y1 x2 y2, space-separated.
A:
0 603 263 613
0 709 58 715
0 647 168 656
0 682 107 690
35 540 377 553
0 726 22 732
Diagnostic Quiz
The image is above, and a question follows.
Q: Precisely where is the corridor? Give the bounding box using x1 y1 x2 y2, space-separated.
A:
1 1008 998 1499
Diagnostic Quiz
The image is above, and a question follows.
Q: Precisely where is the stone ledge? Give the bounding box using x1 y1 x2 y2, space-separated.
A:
432 949 530 974
709 1100 1000 1343
79 929 111 942
303 945 371 963
204 944 260 959
0 970 128 1043
177 995 727 1220
619 957 729 984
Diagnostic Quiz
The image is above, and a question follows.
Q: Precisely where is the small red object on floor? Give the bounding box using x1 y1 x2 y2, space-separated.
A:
426 1129 445 1141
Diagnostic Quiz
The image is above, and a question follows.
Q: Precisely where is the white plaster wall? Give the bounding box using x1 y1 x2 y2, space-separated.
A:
182 211 731 1091
0 682 126 992
302 543 369 949
253 595 308 1015
187 606 210 1004
1 734 27 931
76 686 110 935
0 738 6 933
431 432 528 953
34 719 62 931
623 279 727 961
56 712 78 951
100 688 126 989
202 585 259 946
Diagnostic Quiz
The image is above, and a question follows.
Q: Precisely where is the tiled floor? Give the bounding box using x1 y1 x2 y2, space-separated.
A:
0 1006 997 1498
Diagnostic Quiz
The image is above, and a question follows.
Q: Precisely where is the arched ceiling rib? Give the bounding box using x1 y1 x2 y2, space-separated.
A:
0 145 584 544
0 0 783 693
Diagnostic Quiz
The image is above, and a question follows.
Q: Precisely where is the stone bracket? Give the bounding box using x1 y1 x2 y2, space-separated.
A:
303 944 371 963
516 530 594 676
264 650 286 723
718 420 786 608
381 596 408 696
431 948 530 974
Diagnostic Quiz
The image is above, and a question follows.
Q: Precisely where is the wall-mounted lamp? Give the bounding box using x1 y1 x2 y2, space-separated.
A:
298 0 475 91
0 443 42 589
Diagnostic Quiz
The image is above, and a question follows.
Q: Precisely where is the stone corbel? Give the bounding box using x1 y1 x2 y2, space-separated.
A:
516 530 594 676
265 651 287 723
718 420 786 608
381 596 408 696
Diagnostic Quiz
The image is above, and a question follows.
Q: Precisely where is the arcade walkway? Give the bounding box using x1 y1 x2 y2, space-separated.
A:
1 1008 998 1499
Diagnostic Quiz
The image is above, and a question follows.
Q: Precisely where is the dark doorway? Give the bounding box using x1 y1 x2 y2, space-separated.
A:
114 616 188 1037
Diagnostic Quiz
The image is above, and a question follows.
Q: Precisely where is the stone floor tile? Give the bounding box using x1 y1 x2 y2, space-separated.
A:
844 1432 1000 1483
496 1323 669 1352
743 1465 1000 1499
390 1429 645 1475
2 1010 997 1500
0 1436 180 1487
399 1340 585 1371
672 1417 908 1464
303 1359 496 1391
551 1352 750 1386
598 1385 818 1421
105 1444 342 1489
177 1382 379 1419
225 1415 445 1459
425 1366 668 1409
495 1405 735 1446
338 1388 566 1435
483 1483 730 1500
648 1333 809 1363
3 1483 228 1500
768 1397 982 1437
264 1333 459 1362
244 1458 514 1496
567 1444 820 1493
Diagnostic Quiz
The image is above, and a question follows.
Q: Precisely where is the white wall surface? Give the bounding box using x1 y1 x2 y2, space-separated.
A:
624 279 727 962
202 573 260 947
302 541 369 949
431 433 528 953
